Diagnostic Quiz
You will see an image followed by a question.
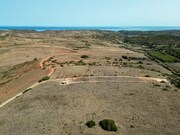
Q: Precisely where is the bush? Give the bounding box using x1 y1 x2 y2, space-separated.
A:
173 79 180 88
22 88 32 94
122 55 128 59
38 76 50 83
154 84 161 87
88 62 96 66
162 88 169 91
138 61 143 64
138 65 144 69
119 58 123 61
86 121 96 128
99 119 118 132
75 60 87 66
81 55 89 59
145 75 151 77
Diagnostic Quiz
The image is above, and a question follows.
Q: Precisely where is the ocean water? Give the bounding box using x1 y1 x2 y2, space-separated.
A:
0 26 180 31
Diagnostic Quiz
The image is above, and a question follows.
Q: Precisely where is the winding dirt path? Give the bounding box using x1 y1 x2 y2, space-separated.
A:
0 55 170 108
0 56 56 108
0 74 169 108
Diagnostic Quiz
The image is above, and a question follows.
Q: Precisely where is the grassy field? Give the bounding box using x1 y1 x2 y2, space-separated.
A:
148 51 179 62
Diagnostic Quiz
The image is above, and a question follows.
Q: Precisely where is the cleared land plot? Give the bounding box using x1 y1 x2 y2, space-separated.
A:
0 81 179 135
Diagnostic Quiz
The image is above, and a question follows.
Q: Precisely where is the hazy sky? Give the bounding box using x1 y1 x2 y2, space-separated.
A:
0 0 179 26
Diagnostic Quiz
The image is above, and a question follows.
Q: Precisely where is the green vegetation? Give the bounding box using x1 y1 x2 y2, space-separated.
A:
34 58 37 61
173 78 180 88
122 33 180 48
22 88 32 94
169 75 180 89
93 31 122 44
75 60 87 66
162 88 169 91
58 60 100 67
88 62 97 66
105 57 111 60
138 61 143 64
122 55 128 59
122 55 146 61
145 75 151 77
99 119 118 132
38 76 50 83
81 55 89 59
167 48 180 59
86 121 96 128
154 84 161 87
148 51 179 62
58 60 87 66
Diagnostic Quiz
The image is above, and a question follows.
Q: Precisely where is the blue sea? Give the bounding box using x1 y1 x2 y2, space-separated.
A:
0 26 180 32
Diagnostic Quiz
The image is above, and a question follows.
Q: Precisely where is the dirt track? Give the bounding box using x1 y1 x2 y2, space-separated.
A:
0 75 169 109
0 81 179 135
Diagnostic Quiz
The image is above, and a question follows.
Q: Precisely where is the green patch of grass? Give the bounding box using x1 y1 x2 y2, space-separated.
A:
148 51 179 62
99 119 118 132
38 76 50 83
86 121 96 128
75 60 87 66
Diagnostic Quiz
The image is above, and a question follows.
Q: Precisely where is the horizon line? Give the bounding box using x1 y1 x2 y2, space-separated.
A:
0 25 180 27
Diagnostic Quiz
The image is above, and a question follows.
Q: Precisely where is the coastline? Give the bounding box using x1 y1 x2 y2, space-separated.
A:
0 26 180 32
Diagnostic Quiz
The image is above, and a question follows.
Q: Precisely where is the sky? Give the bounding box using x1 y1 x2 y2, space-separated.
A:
0 0 180 26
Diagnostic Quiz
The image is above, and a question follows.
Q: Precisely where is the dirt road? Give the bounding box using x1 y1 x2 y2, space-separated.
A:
0 75 169 108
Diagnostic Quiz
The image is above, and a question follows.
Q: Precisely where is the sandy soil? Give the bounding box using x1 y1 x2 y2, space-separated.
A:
0 81 179 135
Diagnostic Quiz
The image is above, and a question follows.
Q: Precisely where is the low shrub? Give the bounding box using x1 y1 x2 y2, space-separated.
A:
154 84 161 87
138 61 143 64
86 120 96 128
145 75 151 77
99 119 118 132
22 88 32 94
138 65 144 69
119 58 123 61
75 60 87 66
162 88 169 91
88 62 97 66
81 55 89 59
122 55 128 59
38 76 50 83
